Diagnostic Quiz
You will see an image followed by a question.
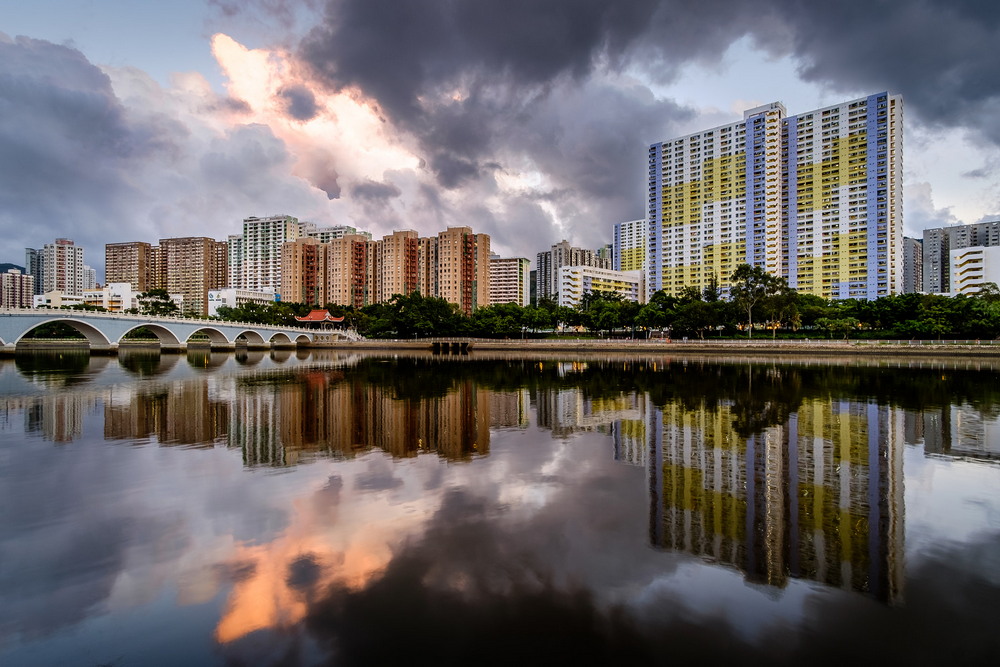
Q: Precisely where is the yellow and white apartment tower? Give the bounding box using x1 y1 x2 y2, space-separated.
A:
613 219 647 272
648 93 902 299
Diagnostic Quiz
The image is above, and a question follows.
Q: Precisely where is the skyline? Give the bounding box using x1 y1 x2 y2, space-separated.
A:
2 1 999 280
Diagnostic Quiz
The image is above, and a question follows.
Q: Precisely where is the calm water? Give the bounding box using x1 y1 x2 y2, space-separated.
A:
2 349 1000 665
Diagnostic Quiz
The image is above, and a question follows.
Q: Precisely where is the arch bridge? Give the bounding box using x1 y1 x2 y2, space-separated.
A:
0 309 336 353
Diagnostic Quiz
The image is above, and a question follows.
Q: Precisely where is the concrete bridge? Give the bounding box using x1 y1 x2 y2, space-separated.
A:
0 308 344 353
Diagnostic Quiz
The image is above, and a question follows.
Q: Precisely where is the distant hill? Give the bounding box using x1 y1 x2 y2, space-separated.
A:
0 263 25 273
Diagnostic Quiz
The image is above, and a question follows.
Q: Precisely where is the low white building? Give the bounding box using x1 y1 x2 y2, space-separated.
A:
208 288 278 317
34 290 84 309
82 283 137 312
557 266 646 309
950 246 1000 295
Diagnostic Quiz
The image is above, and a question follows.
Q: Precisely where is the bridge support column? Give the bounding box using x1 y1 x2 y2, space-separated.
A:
90 343 119 355
161 344 187 354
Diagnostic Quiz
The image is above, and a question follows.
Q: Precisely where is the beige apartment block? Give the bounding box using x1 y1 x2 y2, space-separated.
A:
281 237 322 305
105 241 155 292
322 234 370 308
436 226 490 314
1 269 34 308
159 237 228 316
375 230 420 303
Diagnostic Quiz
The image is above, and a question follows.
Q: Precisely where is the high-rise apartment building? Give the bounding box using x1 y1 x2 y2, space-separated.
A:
308 225 373 243
106 241 155 292
280 237 322 305
24 248 44 296
1 269 34 308
374 230 420 303
322 234 370 308
613 219 647 273
42 238 86 295
276 227 491 313
435 227 490 315
535 240 610 302
159 237 228 316
489 255 531 307
922 220 1000 294
902 237 923 294
648 93 903 300
227 234 244 289
233 215 309 294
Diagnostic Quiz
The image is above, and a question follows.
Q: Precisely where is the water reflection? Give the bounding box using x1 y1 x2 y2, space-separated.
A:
648 398 903 602
2 353 1000 664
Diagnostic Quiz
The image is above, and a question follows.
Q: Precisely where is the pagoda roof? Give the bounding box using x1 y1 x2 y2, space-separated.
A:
295 309 345 323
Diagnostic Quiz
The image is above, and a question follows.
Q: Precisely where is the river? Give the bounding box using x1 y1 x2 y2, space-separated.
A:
1 349 999 665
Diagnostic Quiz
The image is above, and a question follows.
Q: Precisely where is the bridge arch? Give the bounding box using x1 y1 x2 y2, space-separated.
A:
236 330 267 345
19 318 112 347
186 326 229 345
122 323 181 346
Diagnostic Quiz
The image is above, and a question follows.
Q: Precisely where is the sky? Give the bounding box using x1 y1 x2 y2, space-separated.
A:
1 0 999 280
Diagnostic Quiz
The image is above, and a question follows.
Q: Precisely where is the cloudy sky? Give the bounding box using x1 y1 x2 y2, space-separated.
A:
1 0 998 279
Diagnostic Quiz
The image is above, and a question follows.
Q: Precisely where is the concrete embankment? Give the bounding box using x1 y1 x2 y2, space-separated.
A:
312 338 1000 358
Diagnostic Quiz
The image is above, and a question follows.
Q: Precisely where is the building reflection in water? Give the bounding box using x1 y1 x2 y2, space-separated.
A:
646 397 905 604
12 353 1000 610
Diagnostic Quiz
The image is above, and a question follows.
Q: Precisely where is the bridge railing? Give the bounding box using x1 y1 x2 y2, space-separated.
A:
0 308 316 333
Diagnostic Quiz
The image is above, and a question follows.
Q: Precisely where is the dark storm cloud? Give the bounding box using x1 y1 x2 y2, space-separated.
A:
778 0 1000 142
0 36 160 262
278 83 320 120
350 178 402 203
296 0 1000 244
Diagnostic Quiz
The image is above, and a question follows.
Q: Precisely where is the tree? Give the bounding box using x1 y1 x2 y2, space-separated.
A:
137 289 179 317
729 264 782 338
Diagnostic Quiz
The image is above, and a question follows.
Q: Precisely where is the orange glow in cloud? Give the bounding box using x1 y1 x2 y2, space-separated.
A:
210 33 420 196
214 475 437 643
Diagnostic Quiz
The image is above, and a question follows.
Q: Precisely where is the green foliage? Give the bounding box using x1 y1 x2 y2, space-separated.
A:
215 300 311 326
730 264 785 338
137 289 180 317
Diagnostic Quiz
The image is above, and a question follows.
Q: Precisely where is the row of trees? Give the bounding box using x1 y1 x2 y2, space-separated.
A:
206 264 1000 340
50 266 1000 340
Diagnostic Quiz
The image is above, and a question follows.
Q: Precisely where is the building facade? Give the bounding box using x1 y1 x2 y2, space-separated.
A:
435 227 490 315
535 240 610 303
82 283 136 312
157 237 228 316
902 237 923 294
923 220 1000 294
24 248 44 296
233 215 309 294
106 241 156 292
280 237 323 305
0 269 34 308
489 255 531 307
556 266 646 309
648 93 903 300
950 246 1000 295
40 238 86 295
613 219 647 273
